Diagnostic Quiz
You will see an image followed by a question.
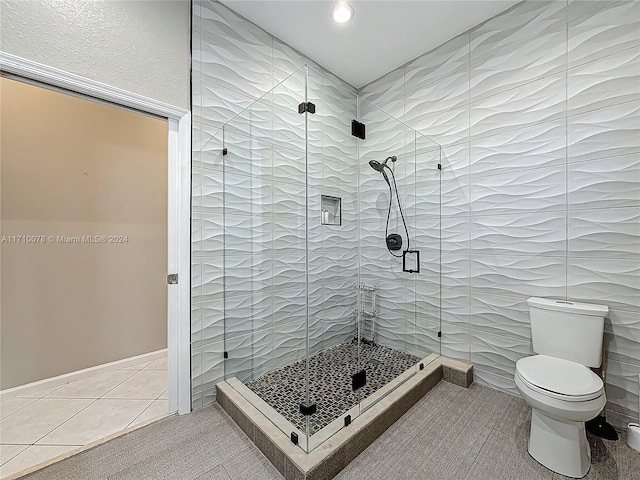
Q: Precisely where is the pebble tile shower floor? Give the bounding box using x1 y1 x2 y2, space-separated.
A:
246 341 419 434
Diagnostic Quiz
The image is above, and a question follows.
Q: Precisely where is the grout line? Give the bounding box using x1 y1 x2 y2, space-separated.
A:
123 400 158 430
30 398 100 447
97 369 139 399
0 398 39 423
0 445 29 467
564 0 570 302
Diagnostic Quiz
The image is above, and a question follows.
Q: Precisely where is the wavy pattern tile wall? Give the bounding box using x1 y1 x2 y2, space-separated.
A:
360 0 640 427
192 0 356 409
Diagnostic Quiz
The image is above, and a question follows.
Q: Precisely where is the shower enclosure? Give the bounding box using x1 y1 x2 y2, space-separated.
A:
221 66 441 452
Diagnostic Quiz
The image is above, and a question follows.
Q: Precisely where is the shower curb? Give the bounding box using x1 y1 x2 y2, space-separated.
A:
217 357 471 480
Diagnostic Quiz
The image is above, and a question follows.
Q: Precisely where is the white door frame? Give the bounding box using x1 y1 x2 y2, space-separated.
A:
0 52 192 414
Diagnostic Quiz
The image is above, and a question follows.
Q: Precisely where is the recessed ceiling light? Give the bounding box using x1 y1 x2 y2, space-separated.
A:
331 2 354 24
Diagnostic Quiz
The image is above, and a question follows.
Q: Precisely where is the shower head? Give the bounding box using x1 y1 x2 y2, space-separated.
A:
369 160 384 172
369 156 397 186
368 156 397 172
369 159 391 186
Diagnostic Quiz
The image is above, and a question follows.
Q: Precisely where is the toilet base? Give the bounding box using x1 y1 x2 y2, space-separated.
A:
528 409 591 478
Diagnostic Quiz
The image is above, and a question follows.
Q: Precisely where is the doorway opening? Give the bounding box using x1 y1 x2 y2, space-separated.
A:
0 75 179 478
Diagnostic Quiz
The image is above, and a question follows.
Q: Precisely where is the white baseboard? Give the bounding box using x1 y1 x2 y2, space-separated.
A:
0 349 167 401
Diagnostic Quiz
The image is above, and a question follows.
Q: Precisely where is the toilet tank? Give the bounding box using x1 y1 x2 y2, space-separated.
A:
528 297 609 368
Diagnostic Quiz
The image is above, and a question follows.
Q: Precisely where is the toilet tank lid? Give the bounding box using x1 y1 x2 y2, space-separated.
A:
527 297 608 316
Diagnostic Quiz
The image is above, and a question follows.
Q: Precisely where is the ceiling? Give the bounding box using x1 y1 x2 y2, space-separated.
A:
220 1 521 88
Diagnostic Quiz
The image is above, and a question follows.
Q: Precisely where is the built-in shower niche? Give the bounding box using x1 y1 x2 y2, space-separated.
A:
321 195 341 225
219 64 442 475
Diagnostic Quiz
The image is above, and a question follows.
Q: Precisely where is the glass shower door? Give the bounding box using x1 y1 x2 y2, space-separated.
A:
305 66 362 450
223 67 310 447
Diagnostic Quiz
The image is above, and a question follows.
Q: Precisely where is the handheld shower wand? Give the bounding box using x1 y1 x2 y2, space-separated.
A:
368 157 396 186
368 156 409 257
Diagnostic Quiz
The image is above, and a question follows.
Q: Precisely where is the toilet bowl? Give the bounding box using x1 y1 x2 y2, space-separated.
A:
515 354 606 478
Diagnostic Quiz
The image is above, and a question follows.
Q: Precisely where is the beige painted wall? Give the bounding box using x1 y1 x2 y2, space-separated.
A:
0 78 168 389
0 0 190 109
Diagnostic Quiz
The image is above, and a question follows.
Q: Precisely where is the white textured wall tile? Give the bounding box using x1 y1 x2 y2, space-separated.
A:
605 309 640 367
272 182 306 217
567 100 640 163
199 215 224 258
470 121 566 178
471 212 566 256
470 0 566 67
441 178 470 218
199 1 271 50
405 71 469 121
441 323 470 363
201 258 224 302
195 124 223 172
605 408 637 430
568 258 640 311
439 142 470 180
442 254 470 289
568 0 640 68
195 78 256 128
224 292 273 339
470 330 533 378
191 346 203 408
568 154 640 208
603 360 640 420
272 287 306 325
272 39 310 83
224 215 271 256
470 293 531 342
196 44 272 101
568 46 640 116
471 255 566 299
405 33 469 95
473 368 520 397
200 301 225 347
441 216 469 254
191 256 202 300
191 301 202 346
270 320 307 371
272 253 306 292
408 318 441 359
568 207 640 259
470 166 566 215
272 214 305 253
201 341 225 389
224 173 271 217
470 26 565 102
405 104 469 147
470 73 566 140
441 287 470 326
224 329 272 383
359 68 405 121
199 170 223 216
567 0 618 23
224 254 271 298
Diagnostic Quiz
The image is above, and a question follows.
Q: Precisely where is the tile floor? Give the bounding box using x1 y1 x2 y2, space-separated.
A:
0 357 169 479
16 381 640 480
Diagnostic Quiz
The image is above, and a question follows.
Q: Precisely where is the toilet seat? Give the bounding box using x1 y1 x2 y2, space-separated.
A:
516 355 604 402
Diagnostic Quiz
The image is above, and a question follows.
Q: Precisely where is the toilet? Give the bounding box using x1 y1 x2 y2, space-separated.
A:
515 297 609 478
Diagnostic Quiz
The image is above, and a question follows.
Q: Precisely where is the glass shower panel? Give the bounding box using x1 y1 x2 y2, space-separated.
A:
408 133 442 360
357 98 439 413
223 67 309 443
305 66 361 449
